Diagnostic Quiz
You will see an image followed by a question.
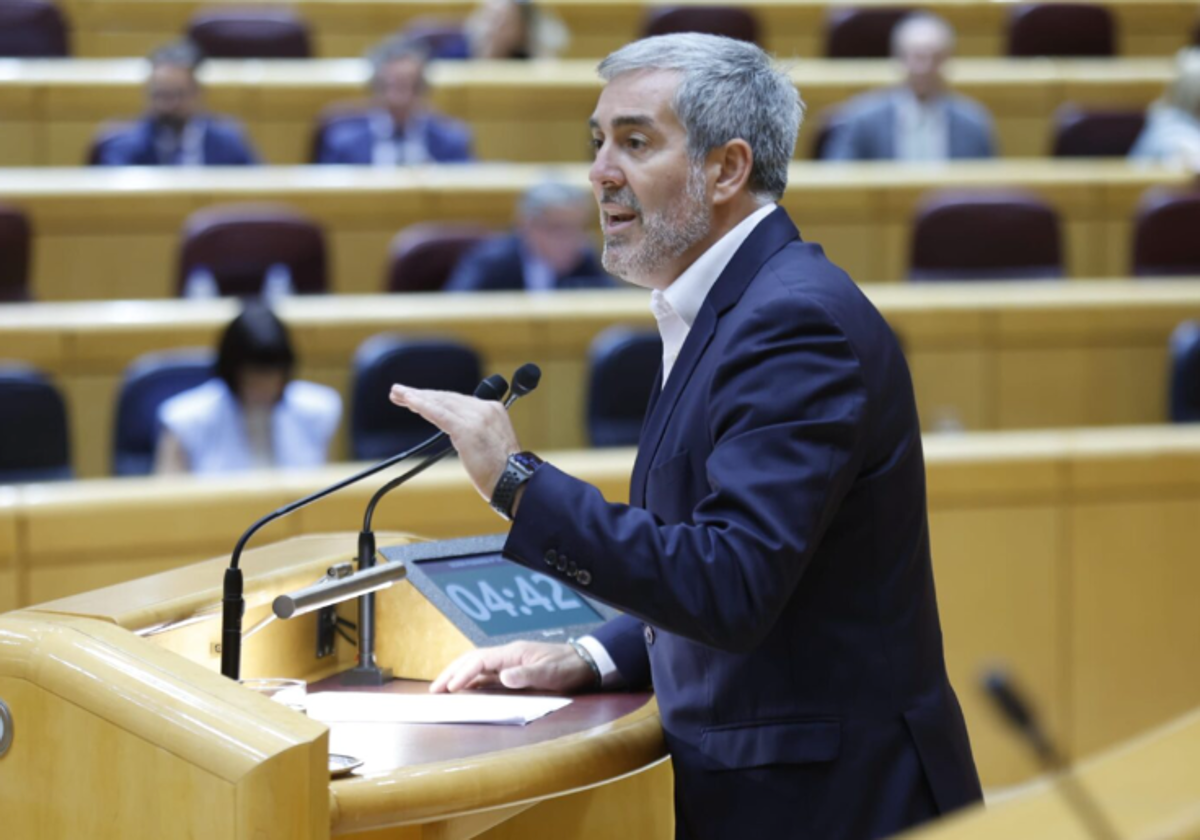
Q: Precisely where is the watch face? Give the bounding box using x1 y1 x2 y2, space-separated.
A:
511 452 543 472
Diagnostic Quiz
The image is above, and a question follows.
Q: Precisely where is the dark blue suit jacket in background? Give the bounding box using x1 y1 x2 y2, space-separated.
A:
443 233 615 292
94 115 258 166
314 111 474 165
505 208 983 839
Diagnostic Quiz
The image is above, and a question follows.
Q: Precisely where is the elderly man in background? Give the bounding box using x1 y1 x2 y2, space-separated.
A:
315 36 474 165
391 32 982 839
94 41 259 166
824 13 996 161
445 181 615 292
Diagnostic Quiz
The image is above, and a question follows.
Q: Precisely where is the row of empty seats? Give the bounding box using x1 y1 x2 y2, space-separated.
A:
4 1 1199 59
5 317 1200 483
5 186 1200 302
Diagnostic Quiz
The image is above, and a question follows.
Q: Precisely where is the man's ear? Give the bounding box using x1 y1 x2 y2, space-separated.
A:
709 140 754 206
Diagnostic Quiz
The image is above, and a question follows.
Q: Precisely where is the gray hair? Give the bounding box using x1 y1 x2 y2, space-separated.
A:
1163 48 1200 118
149 40 204 73
890 13 956 57
366 35 431 86
518 180 592 221
597 33 803 201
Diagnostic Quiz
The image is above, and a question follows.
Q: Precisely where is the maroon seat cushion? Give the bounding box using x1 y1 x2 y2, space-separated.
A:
1007 3 1115 57
1051 107 1145 157
178 205 328 296
0 0 69 57
187 9 312 58
825 7 914 59
642 6 760 44
385 224 493 293
1132 188 1200 277
0 205 32 302
909 190 1063 281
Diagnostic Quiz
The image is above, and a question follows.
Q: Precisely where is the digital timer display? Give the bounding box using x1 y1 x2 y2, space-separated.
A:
419 553 602 637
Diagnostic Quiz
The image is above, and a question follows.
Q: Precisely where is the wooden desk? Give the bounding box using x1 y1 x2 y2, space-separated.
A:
56 0 1200 60
0 161 1193 301
0 57 1177 166
902 706 1200 839
4 427 1200 791
0 532 671 838
4 283 1200 478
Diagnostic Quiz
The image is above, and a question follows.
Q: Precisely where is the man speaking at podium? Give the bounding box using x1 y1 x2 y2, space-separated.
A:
390 33 983 839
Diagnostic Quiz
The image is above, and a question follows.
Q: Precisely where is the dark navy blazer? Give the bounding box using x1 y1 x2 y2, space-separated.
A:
314 112 473 165
94 116 258 166
443 233 615 292
505 208 983 839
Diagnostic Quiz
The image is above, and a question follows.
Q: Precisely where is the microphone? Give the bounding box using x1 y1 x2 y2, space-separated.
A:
982 670 1120 840
341 372 509 686
505 362 542 408
342 365 543 686
219 373 508 682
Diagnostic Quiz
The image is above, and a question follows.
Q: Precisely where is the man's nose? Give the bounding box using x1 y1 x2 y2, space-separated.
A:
589 146 625 192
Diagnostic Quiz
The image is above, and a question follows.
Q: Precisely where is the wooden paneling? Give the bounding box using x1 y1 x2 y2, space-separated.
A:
1068 498 1200 758
55 0 1200 60
929 506 1063 787
906 707 1200 839
1 162 1191 303
4 428 1200 792
4 283 1200 477
0 58 1181 166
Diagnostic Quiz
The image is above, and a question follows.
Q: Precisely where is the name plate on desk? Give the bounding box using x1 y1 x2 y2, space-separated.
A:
381 535 621 646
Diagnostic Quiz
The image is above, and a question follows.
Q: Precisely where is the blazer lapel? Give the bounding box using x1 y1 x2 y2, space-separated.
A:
629 208 800 507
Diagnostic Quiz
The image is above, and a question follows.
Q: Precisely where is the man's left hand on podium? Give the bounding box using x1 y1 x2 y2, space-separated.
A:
430 641 595 695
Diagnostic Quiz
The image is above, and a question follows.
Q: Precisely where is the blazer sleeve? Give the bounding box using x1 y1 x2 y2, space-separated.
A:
504 293 870 653
590 614 652 688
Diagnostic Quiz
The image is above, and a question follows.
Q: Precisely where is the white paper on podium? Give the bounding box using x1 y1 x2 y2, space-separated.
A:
305 691 572 726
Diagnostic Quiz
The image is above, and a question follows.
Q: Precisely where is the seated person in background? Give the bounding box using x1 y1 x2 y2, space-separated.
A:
315 36 474 165
445 181 615 292
94 41 259 166
464 0 569 59
823 13 996 161
155 302 341 475
1130 48 1200 168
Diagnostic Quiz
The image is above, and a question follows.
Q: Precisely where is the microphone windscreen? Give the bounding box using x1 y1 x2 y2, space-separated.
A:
475 374 509 402
511 363 542 397
982 670 1036 731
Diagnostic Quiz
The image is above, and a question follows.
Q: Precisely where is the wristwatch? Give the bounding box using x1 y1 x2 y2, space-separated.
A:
489 451 544 521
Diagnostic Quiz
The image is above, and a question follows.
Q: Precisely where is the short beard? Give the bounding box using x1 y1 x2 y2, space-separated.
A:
601 162 712 285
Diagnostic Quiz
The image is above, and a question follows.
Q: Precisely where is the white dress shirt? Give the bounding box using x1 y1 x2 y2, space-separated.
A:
369 111 433 167
577 201 778 687
651 202 778 387
154 119 206 165
894 89 949 162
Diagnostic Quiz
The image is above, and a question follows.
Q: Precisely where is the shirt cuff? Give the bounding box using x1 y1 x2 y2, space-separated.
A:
577 634 626 690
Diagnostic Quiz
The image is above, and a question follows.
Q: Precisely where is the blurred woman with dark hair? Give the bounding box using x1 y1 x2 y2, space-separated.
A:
155 302 341 474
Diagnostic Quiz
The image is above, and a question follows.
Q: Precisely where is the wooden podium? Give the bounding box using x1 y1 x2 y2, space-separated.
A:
899 707 1200 840
0 533 671 839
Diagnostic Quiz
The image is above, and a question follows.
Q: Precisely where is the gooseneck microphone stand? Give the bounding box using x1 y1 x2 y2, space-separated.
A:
219 373 511 682
346 364 543 685
983 670 1121 840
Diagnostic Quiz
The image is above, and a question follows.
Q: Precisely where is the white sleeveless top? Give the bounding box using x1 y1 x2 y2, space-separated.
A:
158 378 342 474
